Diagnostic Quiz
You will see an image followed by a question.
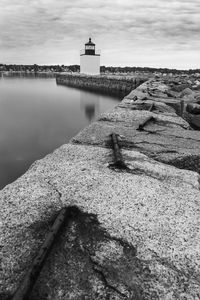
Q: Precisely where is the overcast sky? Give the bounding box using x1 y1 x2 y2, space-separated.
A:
0 0 199 69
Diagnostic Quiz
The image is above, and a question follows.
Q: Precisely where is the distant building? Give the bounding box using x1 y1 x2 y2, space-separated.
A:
80 38 100 75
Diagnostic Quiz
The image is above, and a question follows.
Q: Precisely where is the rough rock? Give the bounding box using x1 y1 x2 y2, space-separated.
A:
189 114 200 130
171 84 191 92
186 103 200 115
125 89 149 100
119 99 176 114
180 88 195 98
29 208 144 299
97 106 189 129
1 78 200 299
1 144 200 299
73 97 200 173
195 94 200 102
164 89 180 98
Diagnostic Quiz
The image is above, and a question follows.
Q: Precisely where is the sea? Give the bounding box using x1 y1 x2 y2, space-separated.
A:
0 74 120 189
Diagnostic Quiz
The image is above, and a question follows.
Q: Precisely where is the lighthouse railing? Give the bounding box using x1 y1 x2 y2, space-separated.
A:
80 49 101 55
95 49 101 55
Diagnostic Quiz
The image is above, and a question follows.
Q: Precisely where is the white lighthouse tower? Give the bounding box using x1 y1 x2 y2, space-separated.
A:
80 38 100 75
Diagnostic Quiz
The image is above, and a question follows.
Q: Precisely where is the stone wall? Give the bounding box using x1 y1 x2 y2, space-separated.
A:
56 73 147 97
1 78 200 299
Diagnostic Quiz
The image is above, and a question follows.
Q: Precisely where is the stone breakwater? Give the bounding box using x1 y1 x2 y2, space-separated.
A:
56 73 147 97
1 78 200 299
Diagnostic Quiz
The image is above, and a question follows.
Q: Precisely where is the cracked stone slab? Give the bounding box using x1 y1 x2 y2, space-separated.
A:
183 111 200 130
1 143 200 299
120 99 177 115
125 89 149 100
146 96 184 115
72 120 200 172
98 106 189 129
123 96 184 117
127 80 193 115
134 80 169 94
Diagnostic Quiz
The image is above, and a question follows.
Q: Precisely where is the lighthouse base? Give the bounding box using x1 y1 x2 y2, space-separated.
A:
80 55 100 75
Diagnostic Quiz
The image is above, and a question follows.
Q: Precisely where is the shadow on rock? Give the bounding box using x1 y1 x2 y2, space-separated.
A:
29 206 155 300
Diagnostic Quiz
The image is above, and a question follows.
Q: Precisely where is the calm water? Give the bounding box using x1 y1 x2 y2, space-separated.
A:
0 76 120 189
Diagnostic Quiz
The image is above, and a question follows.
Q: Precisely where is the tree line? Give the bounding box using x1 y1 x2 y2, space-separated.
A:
0 64 199 74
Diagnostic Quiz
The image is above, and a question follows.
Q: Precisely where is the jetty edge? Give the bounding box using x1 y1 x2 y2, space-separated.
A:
56 73 147 97
1 76 200 299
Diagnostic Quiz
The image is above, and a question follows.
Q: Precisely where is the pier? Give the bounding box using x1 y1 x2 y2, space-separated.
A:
1 76 200 299
56 73 147 98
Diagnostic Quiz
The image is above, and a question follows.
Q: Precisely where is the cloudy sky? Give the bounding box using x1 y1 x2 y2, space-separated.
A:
0 0 199 69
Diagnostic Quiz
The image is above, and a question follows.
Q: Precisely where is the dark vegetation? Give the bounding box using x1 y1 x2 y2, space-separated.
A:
100 66 200 75
0 63 200 74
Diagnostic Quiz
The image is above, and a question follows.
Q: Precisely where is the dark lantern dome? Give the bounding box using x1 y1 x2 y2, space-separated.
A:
85 37 95 46
84 37 96 55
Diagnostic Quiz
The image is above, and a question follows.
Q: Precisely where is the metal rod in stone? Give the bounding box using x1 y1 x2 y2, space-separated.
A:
137 116 155 131
110 133 127 169
180 100 184 117
148 103 155 112
11 207 68 300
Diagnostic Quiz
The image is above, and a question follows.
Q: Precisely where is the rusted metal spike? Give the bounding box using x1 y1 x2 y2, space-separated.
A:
110 133 127 169
137 116 155 131
11 207 68 300
148 103 155 112
180 100 184 117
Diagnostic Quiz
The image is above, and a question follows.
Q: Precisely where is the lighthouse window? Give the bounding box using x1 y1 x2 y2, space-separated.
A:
86 45 95 50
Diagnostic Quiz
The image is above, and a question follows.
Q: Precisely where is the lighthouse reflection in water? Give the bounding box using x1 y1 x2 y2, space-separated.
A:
80 91 99 122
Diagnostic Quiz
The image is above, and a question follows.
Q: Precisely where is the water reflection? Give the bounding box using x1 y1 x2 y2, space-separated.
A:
80 91 99 122
0 77 120 189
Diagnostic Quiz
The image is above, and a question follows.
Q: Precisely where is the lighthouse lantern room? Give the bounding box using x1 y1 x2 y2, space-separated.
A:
80 38 100 75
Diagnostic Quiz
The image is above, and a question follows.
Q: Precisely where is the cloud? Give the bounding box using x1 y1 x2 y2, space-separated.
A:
0 0 199 68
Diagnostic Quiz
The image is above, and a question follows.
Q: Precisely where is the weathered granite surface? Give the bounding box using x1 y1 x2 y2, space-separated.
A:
1 79 200 299
73 101 200 173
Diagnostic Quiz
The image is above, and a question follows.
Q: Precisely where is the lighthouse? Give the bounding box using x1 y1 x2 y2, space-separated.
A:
80 38 100 75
